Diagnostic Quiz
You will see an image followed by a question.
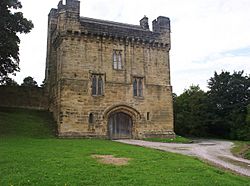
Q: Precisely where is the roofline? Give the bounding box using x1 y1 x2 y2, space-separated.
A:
80 16 151 32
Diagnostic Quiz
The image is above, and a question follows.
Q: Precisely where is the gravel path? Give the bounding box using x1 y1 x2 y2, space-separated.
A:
116 139 250 177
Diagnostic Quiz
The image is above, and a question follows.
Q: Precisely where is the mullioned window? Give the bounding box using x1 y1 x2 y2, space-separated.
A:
113 50 122 70
92 74 104 96
133 77 143 97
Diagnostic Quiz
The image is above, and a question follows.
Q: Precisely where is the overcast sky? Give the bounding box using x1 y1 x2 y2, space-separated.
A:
16 0 250 94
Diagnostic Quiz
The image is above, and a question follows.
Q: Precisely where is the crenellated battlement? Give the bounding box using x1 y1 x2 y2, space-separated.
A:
48 0 170 43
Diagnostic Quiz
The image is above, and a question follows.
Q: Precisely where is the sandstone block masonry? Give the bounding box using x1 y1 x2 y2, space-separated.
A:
45 0 175 139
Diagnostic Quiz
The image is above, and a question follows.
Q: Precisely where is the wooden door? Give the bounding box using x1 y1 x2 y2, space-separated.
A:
108 112 132 139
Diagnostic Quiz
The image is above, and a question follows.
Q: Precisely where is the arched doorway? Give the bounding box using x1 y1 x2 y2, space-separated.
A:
108 112 132 139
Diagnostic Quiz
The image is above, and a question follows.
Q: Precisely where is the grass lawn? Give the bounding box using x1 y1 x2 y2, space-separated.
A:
0 107 249 185
232 141 250 160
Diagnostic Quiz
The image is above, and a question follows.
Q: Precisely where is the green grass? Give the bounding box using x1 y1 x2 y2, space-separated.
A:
0 107 249 185
143 136 192 143
231 141 250 160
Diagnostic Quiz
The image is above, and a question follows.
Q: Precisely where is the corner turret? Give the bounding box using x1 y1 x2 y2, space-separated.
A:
57 0 80 15
152 16 171 44
152 16 170 33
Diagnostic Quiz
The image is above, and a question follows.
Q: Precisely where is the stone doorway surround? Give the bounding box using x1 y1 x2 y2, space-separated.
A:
103 104 141 139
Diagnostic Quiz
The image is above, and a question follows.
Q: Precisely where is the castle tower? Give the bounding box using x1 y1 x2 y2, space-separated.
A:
45 0 175 139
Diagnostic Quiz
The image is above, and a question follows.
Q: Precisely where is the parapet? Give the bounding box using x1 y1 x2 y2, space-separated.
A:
56 0 80 15
48 0 171 45
152 16 170 33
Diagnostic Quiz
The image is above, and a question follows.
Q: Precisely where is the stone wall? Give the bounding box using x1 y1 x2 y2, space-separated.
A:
49 30 174 139
0 86 48 110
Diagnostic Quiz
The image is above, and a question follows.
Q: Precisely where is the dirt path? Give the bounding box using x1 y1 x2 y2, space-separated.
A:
116 139 250 177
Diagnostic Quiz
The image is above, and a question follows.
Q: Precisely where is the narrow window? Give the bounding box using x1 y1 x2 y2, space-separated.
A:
113 50 122 70
89 113 94 124
92 75 97 95
118 51 122 69
133 79 137 96
138 78 143 97
147 112 150 120
92 74 104 96
113 51 118 69
133 77 143 97
97 75 103 95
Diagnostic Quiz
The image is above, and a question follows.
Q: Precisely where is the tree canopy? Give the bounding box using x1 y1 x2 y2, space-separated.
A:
174 71 250 140
21 76 38 87
0 76 18 86
207 71 250 139
174 85 208 137
0 0 33 81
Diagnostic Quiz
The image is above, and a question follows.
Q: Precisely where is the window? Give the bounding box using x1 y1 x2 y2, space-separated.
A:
147 112 150 120
97 76 103 95
113 50 122 70
133 79 137 96
133 77 143 97
89 113 94 124
92 75 97 95
92 75 104 96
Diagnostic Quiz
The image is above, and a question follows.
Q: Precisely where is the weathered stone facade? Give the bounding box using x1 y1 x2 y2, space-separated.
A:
45 0 175 139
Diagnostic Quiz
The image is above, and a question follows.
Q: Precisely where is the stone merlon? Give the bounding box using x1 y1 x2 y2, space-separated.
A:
153 16 171 33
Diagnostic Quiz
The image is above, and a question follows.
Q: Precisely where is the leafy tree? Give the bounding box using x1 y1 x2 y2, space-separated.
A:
174 85 209 137
236 104 250 140
207 71 250 139
0 0 33 81
0 76 18 86
21 76 38 87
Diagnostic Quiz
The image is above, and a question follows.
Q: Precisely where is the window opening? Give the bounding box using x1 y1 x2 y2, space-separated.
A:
97 75 103 95
113 50 122 70
92 75 97 95
89 113 94 124
147 112 150 120
133 77 143 97
92 74 104 96
133 78 137 96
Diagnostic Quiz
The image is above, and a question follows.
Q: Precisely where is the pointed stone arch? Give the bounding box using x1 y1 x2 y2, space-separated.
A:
103 104 141 121
103 104 141 139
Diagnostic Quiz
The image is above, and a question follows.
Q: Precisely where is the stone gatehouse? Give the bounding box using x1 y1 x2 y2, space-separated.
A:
45 0 175 139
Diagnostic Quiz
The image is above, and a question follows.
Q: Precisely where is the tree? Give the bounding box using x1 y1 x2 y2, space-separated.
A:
174 85 209 137
21 76 38 87
207 71 250 139
236 104 250 140
0 0 33 81
0 76 18 86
